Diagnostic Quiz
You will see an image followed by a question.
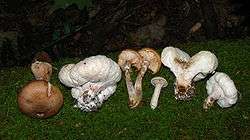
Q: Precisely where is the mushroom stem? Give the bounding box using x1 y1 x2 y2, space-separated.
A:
132 61 149 107
124 62 135 99
203 92 220 110
150 84 163 109
203 96 216 110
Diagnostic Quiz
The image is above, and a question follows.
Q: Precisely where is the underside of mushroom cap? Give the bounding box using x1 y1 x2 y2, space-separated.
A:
118 49 142 71
151 77 168 87
138 48 161 74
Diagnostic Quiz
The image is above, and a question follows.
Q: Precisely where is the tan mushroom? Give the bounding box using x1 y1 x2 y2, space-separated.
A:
135 48 161 107
118 49 142 108
31 61 52 82
18 80 63 119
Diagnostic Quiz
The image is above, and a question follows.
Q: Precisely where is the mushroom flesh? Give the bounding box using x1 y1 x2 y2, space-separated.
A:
150 77 168 110
161 47 218 100
203 72 238 109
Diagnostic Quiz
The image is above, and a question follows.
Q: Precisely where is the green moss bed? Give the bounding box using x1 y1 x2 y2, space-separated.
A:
0 39 250 139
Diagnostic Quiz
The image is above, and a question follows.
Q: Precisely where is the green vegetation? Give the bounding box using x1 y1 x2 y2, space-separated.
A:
0 39 250 139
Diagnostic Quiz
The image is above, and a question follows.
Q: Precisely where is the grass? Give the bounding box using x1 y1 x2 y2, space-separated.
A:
1 39 250 139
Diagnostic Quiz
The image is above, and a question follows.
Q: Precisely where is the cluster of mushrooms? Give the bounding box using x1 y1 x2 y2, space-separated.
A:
17 46 238 119
18 61 63 118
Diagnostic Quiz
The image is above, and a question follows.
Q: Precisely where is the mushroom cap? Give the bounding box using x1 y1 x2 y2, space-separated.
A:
18 80 64 119
151 77 168 87
31 61 52 82
138 48 161 74
58 64 80 87
118 49 142 70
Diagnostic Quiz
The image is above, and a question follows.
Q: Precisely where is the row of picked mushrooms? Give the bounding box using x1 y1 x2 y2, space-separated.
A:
17 47 239 119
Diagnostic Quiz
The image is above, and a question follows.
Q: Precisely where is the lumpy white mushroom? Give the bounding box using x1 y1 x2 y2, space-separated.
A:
203 72 238 109
58 55 121 112
150 77 168 110
161 46 218 100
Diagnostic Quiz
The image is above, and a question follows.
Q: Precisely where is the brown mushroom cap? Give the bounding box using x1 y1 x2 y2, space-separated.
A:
138 48 161 74
118 49 142 71
18 80 63 119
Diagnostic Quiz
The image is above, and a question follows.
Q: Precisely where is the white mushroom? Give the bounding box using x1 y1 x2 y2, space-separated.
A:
31 61 52 82
150 77 168 110
58 55 121 111
161 47 218 100
203 72 238 109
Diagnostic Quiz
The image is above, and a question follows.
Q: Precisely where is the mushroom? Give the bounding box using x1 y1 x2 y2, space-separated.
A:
135 48 161 105
161 47 218 100
31 61 52 82
203 72 238 109
18 80 63 119
59 55 121 111
118 49 143 108
150 77 168 110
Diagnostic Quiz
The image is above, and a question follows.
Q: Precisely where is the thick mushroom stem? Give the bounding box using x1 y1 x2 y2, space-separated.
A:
150 77 168 109
130 61 149 108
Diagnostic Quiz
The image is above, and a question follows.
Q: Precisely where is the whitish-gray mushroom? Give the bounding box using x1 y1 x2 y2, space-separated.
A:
150 77 168 110
161 47 218 100
203 72 238 109
58 55 121 112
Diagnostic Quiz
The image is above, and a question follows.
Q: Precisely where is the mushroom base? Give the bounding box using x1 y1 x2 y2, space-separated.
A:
174 83 195 100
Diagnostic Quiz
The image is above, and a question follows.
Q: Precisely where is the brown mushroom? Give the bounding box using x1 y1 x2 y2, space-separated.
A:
31 61 52 82
18 80 63 119
118 49 142 108
135 48 161 107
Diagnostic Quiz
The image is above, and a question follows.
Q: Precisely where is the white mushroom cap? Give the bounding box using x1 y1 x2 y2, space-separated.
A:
161 46 190 76
151 77 168 87
138 48 161 74
58 64 83 87
118 49 142 71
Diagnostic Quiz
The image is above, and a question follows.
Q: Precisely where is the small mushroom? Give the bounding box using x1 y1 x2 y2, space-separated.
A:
118 49 143 108
135 48 161 106
150 77 168 109
18 80 63 119
31 61 52 82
